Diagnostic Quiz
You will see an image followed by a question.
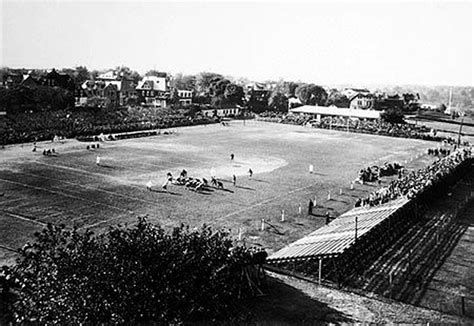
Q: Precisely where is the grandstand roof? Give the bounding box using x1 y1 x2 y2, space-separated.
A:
267 197 408 262
290 105 381 119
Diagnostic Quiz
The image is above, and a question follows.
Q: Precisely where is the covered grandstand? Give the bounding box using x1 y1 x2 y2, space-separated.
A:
290 105 381 120
266 197 415 284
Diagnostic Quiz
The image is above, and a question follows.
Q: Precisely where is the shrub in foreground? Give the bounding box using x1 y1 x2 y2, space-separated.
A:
1 218 259 324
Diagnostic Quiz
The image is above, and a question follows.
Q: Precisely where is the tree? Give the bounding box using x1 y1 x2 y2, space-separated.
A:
73 66 91 85
145 70 167 78
169 88 180 106
195 72 223 96
224 83 244 106
5 218 262 324
295 84 328 106
326 89 350 108
268 91 288 112
115 66 141 83
247 90 270 113
171 73 196 91
381 106 405 124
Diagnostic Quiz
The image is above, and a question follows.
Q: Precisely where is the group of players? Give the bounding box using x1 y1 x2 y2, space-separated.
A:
144 154 254 194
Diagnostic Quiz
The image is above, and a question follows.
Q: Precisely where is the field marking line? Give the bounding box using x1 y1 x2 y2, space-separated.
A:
34 161 117 179
78 214 132 230
0 244 18 253
0 177 135 215
212 182 321 225
11 170 168 209
0 198 24 206
2 210 47 226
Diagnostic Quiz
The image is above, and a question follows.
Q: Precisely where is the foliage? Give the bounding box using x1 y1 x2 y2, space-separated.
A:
0 85 74 114
224 83 244 106
4 218 259 324
267 91 288 112
326 89 350 108
115 66 141 84
171 73 196 91
169 88 180 106
295 84 328 106
195 72 224 97
381 106 405 124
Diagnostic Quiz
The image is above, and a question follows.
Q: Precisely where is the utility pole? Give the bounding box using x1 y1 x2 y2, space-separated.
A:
457 117 464 146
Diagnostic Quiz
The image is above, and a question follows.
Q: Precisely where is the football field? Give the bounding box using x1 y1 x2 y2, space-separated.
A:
0 120 437 265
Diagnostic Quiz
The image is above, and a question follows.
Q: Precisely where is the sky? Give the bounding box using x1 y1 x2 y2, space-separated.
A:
1 0 472 86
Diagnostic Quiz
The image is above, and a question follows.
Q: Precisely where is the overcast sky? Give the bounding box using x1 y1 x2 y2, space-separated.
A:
1 0 472 86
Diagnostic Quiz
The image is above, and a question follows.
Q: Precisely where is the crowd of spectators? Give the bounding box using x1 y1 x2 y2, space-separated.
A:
357 162 403 183
355 147 472 207
257 112 447 142
0 107 216 145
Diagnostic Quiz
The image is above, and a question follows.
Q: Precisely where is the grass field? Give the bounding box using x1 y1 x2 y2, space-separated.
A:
0 120 439 265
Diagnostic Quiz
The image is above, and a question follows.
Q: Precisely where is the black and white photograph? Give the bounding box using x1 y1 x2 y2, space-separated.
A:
0 0 473 323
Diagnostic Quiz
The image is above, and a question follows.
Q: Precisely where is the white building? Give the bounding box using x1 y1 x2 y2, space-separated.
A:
349 93 375 110
177 90 193 105
136 75 170 108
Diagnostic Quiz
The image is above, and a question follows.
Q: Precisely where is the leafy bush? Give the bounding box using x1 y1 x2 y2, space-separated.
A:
2 218 261 324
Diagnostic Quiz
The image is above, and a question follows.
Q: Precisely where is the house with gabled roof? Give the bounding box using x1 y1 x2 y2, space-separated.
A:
136 75 170 108
349 93 375 110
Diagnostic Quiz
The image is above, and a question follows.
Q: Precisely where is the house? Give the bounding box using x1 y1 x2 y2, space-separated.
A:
2 73 23 88
341 87 371 99
349 93 375 110
246 82 270 111
74 80 119 107
136 75 170 108
177 89 193 105
288 96 302 109
96 71 137 106
74 86 89 107
21 74 39 87
43 69 75 90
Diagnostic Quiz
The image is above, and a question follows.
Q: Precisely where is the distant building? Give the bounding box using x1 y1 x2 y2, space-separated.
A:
201 106 241 118
96 71 137 106
43 69 75 91
420 103 438 110
136 75 170 108
2 72 40 88
288 96 302 110
177 89 193 105
349 93 375 110
21 74 39 87
341 87 370 99
2 73 24 88
74 80 119 107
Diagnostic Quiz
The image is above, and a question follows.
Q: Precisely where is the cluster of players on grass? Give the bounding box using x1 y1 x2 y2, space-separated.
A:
145 153 253 194
427 147 450 156
355 146 472 207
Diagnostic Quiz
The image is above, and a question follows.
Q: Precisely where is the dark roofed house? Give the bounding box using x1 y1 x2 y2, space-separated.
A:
43 69 75 91
2 73 24 89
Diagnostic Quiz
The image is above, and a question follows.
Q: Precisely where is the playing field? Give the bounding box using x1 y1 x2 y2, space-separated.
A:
0 120 438 264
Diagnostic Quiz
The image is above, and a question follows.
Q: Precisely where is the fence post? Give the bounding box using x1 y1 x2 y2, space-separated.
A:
261 219 265 231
